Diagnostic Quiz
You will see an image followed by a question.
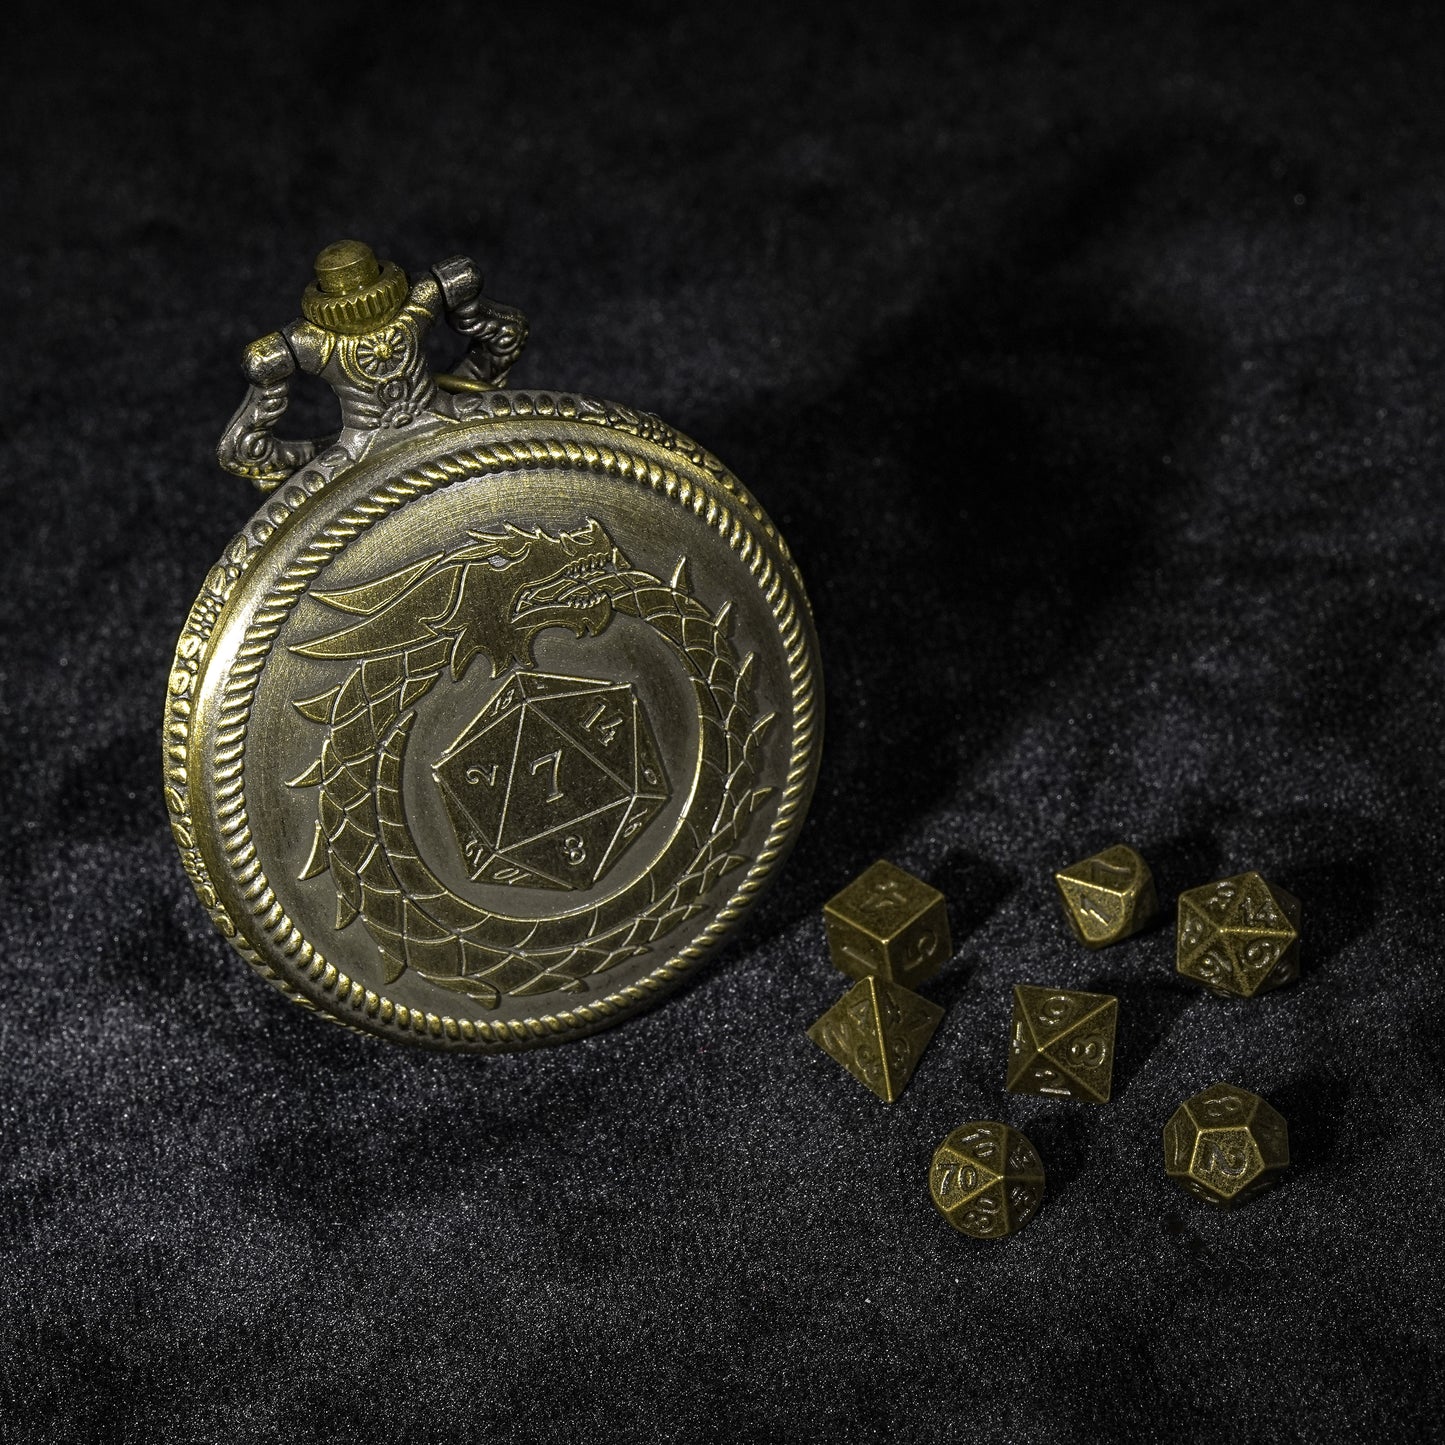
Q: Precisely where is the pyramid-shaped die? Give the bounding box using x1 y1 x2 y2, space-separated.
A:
807 976 943 1103
1054 844 1157 948
930 1121 1046 1239
1176 872 1301 998
1005 985 1119 1103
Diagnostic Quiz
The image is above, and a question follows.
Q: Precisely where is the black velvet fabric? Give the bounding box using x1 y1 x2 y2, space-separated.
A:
4 4 1444 1441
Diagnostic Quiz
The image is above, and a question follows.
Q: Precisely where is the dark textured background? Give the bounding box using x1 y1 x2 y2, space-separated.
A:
3 3 1444 1441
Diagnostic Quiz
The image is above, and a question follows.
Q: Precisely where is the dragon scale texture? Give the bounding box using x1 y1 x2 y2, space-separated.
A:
290 548 774 1009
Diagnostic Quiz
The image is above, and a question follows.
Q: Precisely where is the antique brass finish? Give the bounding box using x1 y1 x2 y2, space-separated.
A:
1177 873 1300 999
301 239 410 333
1005 985 1118 1103
929 1121 1045 1239
164 241 823 1050
822 860 950 987
1054 843 1156 948
1163 1083 1289 1206
807 977 942 1103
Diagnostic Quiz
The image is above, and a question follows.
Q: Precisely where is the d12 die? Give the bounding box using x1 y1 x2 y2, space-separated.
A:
1163 1082 1289 1207
807 976 943 1103
929 1121 1045 1239
1177 872 1301 998
1054 843 1157 948
1005 985 1118 1103
432 671 670 892
823 859 951 987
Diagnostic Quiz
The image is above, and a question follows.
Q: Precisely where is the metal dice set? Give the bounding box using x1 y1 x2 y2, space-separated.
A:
807 847 1301 1238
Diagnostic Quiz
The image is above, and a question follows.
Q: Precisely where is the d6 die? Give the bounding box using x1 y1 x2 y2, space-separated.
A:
823 860 950 987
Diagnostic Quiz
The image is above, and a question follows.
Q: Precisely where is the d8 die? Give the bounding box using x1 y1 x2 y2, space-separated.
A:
1163 1082 1289 1207
929 1121 1045 1239
823 859 950 987
1177 872 1301 998
1054 843 1157 948
1005 985 1118 1103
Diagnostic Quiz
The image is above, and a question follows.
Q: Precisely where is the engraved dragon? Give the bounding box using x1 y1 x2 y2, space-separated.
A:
286 517 776 1007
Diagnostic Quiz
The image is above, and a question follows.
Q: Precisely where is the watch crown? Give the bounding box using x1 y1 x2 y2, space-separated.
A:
302 239 408 333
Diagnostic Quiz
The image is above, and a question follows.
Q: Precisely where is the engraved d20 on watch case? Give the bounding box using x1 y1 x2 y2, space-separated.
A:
163 240 823 1050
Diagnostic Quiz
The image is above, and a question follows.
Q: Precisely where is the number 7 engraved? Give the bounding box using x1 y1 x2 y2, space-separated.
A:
529 749 564 803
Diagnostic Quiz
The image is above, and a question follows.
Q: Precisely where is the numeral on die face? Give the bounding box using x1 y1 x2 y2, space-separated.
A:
1163 1083 1289 1206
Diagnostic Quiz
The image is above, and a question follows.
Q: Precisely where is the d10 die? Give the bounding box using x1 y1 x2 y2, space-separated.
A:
807 976 943 1103
929 1121 1045 1239
1054 843 1157 948
1005 985 1118 1103
1177 872 1301 998
823 860 951 987
1163 1082 1289 1207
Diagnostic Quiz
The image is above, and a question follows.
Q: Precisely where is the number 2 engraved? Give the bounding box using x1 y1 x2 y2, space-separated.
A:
529 749 564 803
465 763 500 787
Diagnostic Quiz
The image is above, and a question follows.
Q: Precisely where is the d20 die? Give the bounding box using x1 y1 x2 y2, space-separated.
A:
806 976 943 1104
1005 985 1118 1103
1054 843 1157 948
433 671 670 892
929 1121 1045 1240
823 859 951 987
1163 1082 1290 1207
1177 872 1301 999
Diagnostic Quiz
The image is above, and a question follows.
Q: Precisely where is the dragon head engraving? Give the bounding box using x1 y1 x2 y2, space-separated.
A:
291 517 631 677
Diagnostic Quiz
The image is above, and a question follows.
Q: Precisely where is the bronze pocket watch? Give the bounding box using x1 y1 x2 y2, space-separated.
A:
162 241 821 1050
